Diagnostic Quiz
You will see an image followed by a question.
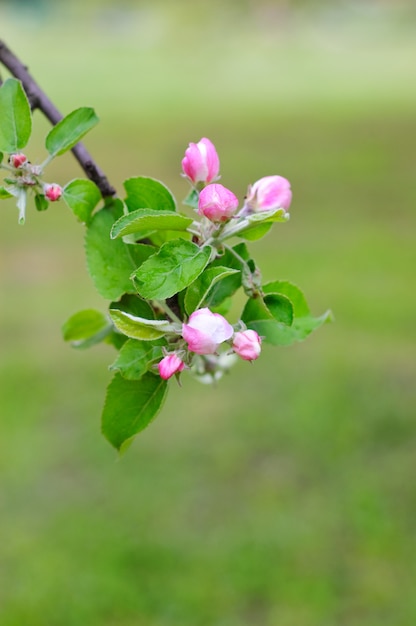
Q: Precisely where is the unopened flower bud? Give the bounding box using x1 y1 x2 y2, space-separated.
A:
198 183 239 222
245 175 292 214
44 183 62 202
181 137 220 184
9 153 28 169
182 308 233 355
233 330 262 361
158 354 185 380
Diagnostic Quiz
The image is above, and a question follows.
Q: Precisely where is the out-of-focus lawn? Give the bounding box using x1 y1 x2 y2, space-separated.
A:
1 4 416 625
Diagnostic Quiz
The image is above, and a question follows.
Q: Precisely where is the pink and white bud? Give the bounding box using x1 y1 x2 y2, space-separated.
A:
198 183 239 222
158 354 185 380
233 330 262 361
182 308 234 355
181 137 220 184
245 175 292 214
44 183 62 202
9 153 28 169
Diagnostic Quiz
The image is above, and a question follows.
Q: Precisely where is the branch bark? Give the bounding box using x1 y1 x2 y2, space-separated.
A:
0 40 116 198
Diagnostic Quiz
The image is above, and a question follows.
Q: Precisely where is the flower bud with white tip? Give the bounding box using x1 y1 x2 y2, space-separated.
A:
181 137 220 185
182 308 234 355
243 175 292 215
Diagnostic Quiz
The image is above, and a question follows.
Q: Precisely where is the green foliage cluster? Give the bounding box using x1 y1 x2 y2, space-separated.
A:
0 77 330 453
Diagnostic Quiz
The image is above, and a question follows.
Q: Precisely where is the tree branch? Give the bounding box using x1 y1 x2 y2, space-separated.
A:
0 40 116 198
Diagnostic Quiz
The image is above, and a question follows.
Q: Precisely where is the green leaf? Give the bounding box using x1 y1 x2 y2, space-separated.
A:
85 200 155 300
34 193 49 212
183 187 199 209
133 240 212 300
184 266 239 315
246 311 333 346
109 309 175 341
0 152 3 164
63 178 101 224
0 186 13 199
263 280 310 317
62 309 111 349
124 177 176 213
242 294 294 327
208 242 250 307
238 222 273 241
235 208 289 239
111 209 193 240
110 293 154 320
248 207 289 223
102 373 168 452
110 339 165 380
0 78 32 152
45 107 99 157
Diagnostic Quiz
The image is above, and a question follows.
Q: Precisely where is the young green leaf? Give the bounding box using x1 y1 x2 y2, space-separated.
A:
45 107 99 157
102 373 168 452
124 177 176 212
233 208 289 240
0 186 13 199
183 187 199 209
85 200 155 300
245 311 332 346
133 240 212 300
0 78 32 152
242 294 294 327
34 194 49 212
62 309 111 349
110 293 155 320
110 209 193 240
238 222 273 241
109 338 165 380
208 242 250 307
263 280 310 317
184 266 239 315
109 309 175 341
63 178 101 223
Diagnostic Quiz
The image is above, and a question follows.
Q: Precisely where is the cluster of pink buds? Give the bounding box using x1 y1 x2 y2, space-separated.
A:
181 137 292 226
157 308 262 380
154 137 293 380
7 153 63 203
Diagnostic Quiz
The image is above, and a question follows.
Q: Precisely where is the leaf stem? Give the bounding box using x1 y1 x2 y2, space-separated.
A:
153 300 182 325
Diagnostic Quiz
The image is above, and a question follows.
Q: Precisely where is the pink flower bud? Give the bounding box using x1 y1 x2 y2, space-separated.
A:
198 183 239 222
182 308 234 355
233 330 262 361
9 153 28 168
181 137 220 184
158 354 185 380
245 175 292 214
44 183 62 202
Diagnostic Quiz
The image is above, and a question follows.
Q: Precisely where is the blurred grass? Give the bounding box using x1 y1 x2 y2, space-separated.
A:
1 3 416 625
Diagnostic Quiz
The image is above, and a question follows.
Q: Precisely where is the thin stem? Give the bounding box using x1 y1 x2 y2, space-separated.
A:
223 242 251 272
0 40 116 198
154 300 182 325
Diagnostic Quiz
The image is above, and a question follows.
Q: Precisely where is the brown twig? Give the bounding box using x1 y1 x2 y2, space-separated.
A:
0 40 116 198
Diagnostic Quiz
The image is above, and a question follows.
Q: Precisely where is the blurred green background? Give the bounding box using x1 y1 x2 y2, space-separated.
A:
1 1 416 625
